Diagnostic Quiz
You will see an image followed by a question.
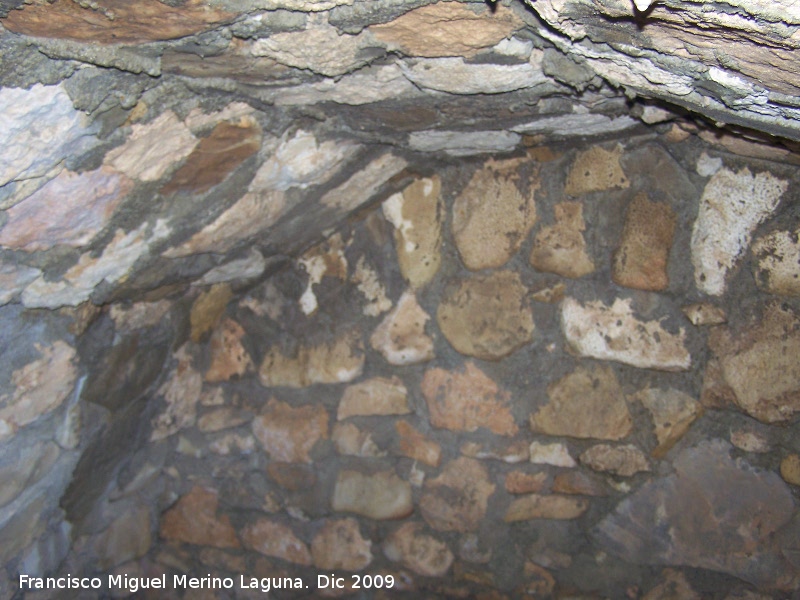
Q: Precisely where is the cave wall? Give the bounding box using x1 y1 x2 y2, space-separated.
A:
1 0 800 598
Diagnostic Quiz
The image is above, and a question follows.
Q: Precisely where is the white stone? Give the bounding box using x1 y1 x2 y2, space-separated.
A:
197 249 267 286
274 64 421 106
752 227 800 296
529 441 576 468
696 152 723 177
104 111 198 182
640 105 674 124
370 290 434 365
0 84 95 189
691 167 787 295
251 19 378 77
493 37 534 59
408 130 521 156
22 220 171 308
0 263 41 306
232 0 353 10
511 114 637 137
561 297 691 371
251 130 360 191
321 153 408 211
401 57 548 94
352 257 392 317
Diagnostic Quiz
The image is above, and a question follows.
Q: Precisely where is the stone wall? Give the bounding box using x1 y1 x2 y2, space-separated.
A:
1 0 800 598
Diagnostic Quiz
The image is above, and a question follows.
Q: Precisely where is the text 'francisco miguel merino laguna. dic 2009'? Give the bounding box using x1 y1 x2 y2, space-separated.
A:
19 572 397 593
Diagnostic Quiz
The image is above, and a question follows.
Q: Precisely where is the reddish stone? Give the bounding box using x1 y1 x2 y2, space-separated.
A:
252 398 328 463
159 485 239 548
420 458 495 532
395 420 441 467
241 519 311 565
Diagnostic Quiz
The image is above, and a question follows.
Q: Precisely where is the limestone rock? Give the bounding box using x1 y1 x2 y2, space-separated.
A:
505 471 548 494
0 84 94 191
530 365 631 440
552 470 609 496
0 442 59 508
267 463 316 491
251 398 328 463
408 129 521 156
259 330 364 388
460 439 529 463
160 486 239 548
164 190 285 258
421 362 518 436
634 388 701 457
205 318 253 383
691 167 787 296
298 233 348 315
752 226 800 296
105 111 198 182
505 494 588 521
150 346 203 441
370 2 524 58
529 201 594 278
561 297 691 371
209 433 256 455
198 248 267 286
382 176 443 288
241 519 311 565
395 420 442 467
730 429 771 453
0 264 41 306
370 290 435 365
564 144 629 196
109 300 172 333
161 118 262 195
321 153 408 212
780 455 800 486
437 271 534 360
384 522 453 577
452 158 537 270
401 57 548 95
337 377 409 420
332 470 412 520
682 303 727 326
94 506 152 570
594 440 796 588
190 284 233 343
612 193 676 291
702 303 800 423
420 458 495 532
254 130 361 192
2 0 233 44
332 422 384 457
351 257 392 317
580 444 650 477
0 167 132 252
528 441 576 467
251 21 378 77
22 219 171 309
311 518 372 571
0 341 77 442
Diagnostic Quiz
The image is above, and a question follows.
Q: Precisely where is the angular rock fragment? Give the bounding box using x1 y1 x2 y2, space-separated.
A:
190 284 233 343
529 201 594 278
252 398 328 463
205 318 253 383
612 193 676 291
420 458 495 532
504 494 588 521
370 290 435 365
552 470 609 496
682 302 727 326
437 271 534 360
702 303 800 423
332 470 413 520
332 422 384 458
311 518 372 571
561 297 691 371
382 176 443 288
580 444 650 477
594 440 796 588
752 226 800 297
395 421 441 467
505 471 549 494
529 441 576 467
150 345 202 441
691 167 787 296
564 145 629 196
452 158 537 270
421 362 517 436
634 388 701 457
241 519 311 565
337 377 409 420
259 330 364 388
384 522 453 577
530 365 631 440
160 486 239 549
